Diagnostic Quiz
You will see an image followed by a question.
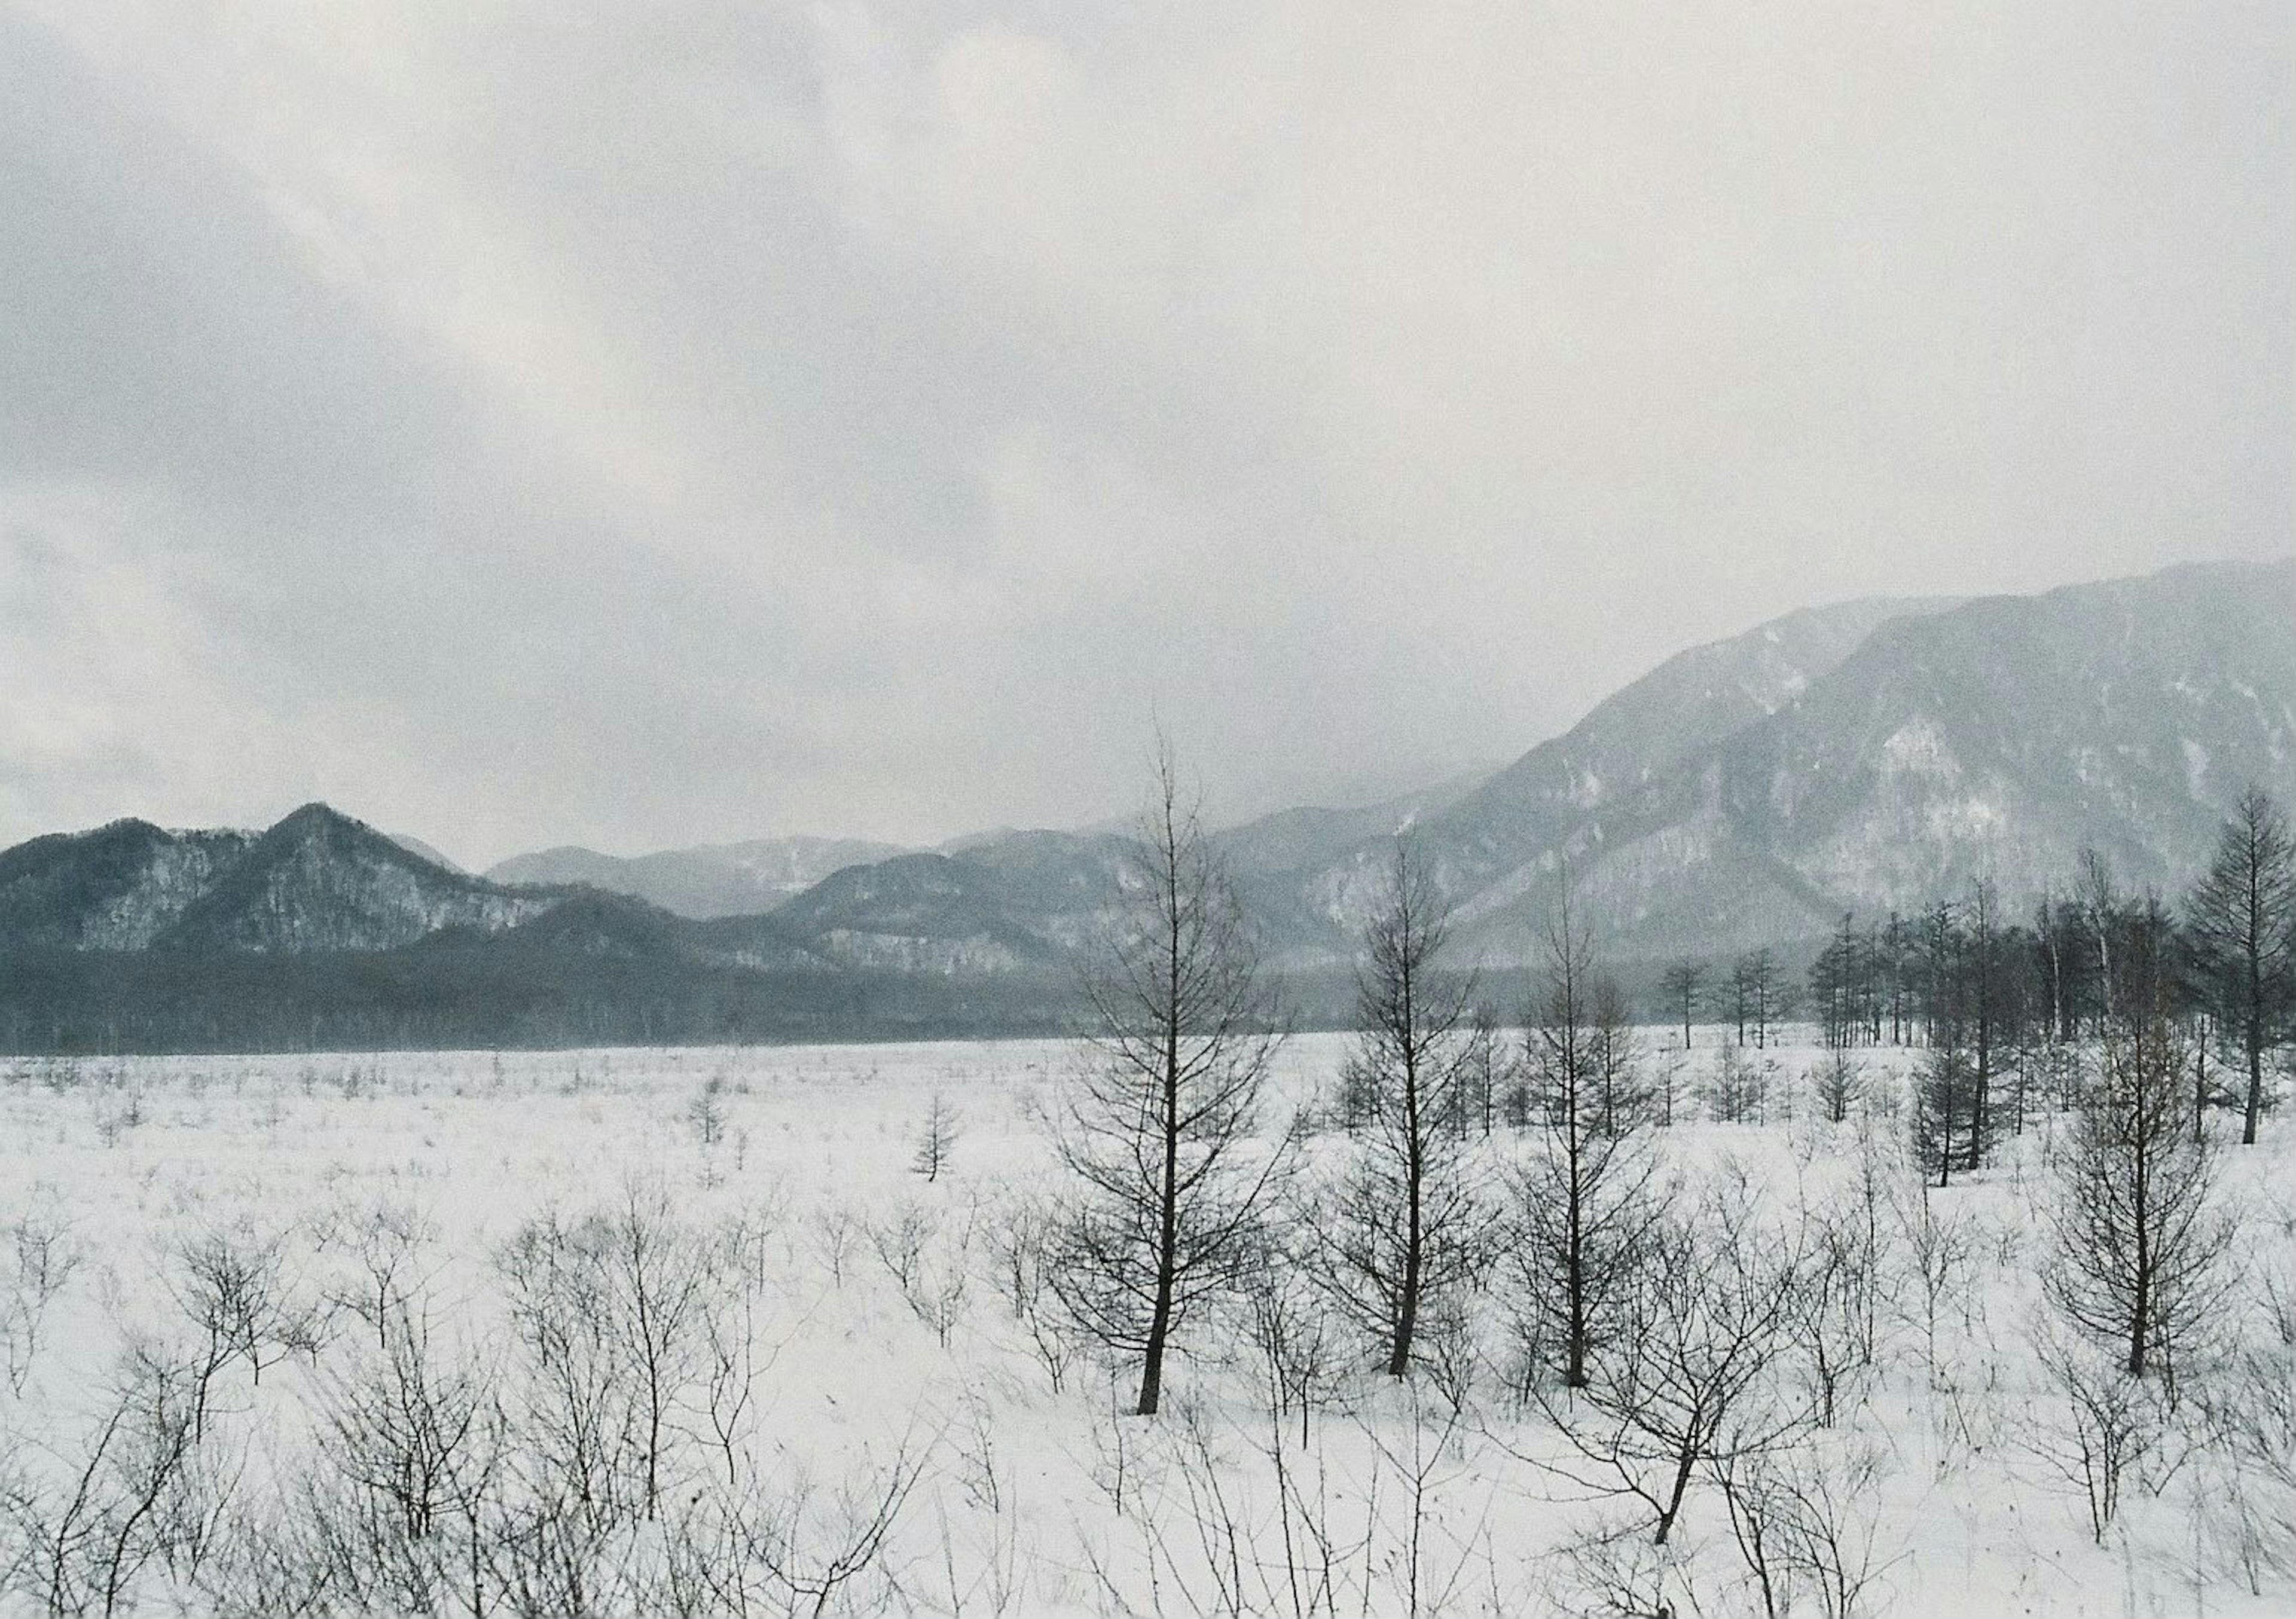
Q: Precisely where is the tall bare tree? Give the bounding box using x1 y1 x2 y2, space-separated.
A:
1964 877 2002 1174
2184 786 2295 1146
1659 960 1705 1050
1318 843 1486 1378
1509 885 1662 1389
1051 746 1291 1416
2044 1007 2235 1380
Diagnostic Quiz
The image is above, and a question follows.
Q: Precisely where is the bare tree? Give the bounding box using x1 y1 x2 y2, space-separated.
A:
2044 1009 2236 1380
1534 1168 1812 1546
1 1206 80 1396
1507 887 1663 1392
1589 975 1651 1136
2185 786 2295 1145
1318 842 1486 1378
1461 1005 1510 1137
1812 1049 1863 1127
685 1074 729 1149
1051 744 1292 1416
1706 1042 1765 1126
1909 1031 1980 1189
1963 878 2003 1172
909 1093 961 1184
1659 960 1704 1050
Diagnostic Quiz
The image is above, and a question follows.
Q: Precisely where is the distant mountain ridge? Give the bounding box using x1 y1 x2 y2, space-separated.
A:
0 557 2287 1050
1419 560 2292 960
735 560 2291 970
485 836 911 920
0 804 559 954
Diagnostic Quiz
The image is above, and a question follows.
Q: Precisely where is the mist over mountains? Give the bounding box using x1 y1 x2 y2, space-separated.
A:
485 838 914 922
2 558 2288 1052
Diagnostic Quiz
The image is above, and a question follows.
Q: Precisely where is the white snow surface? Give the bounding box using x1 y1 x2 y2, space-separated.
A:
0 1032 2289 1617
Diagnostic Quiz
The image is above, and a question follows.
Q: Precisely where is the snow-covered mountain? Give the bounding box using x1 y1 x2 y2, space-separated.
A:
0 558 2286 1050
0 804 558 952
1317 559 2294 962
757 559 2291 969
485 836 909 920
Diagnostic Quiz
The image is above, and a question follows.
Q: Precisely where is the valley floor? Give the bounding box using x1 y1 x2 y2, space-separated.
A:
0 1031 2289 1617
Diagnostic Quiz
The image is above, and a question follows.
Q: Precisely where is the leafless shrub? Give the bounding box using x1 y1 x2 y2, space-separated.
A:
1790 1189 1884 1428
1888 1180 1975 1380
306 1308 505 1615
1538 1510 1687 1619
1532 1168 1813 1547
871 1202 973 1347
980 1193 1083 1393
2191 1253 2296 1592
1711 1437 1898 1619
93 1090 146 1148
497 1184 722 1528
1360 1381 1485 1618
810 1201 862 1290
10 1342 208 1617
2016 1322 2161 1542
1240 1243 1345 1450
2 1203 81 1395
314 1197 438 1351
171 1224 328 1438
683 1428 933 1618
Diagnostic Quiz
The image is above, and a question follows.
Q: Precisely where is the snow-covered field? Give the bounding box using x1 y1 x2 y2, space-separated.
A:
1 1031 2290 1617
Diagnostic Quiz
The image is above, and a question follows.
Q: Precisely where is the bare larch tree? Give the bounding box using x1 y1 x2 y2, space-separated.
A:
1051 747 1290 1416
1320 842 1485 1378
2184 786 2295 1147
1659 960 1704 1050
1509 884 1662 1390
909 1093 960 1183
2044 1006 2234 1380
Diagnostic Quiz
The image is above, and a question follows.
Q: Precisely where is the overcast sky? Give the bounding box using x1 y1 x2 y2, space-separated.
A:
2 2 2288 866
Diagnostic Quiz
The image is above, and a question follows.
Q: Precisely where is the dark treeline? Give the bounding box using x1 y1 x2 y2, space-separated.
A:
1721 786 2296 1149
0 948 1087 1055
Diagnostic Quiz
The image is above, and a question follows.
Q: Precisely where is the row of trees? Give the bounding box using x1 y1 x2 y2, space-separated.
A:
1741 788 2295 1148
1055 762 2291 1422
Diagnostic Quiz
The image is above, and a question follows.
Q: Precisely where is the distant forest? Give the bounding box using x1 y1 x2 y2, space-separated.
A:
0 950 1088 1054
2 787 2285 1061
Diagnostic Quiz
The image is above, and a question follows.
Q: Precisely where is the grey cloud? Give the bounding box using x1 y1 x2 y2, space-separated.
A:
0 1 2286 866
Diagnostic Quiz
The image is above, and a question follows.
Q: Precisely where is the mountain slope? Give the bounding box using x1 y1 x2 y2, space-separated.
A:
1248 593 1961 958
0 819 257 949
0 557 2284 1053
1420 559 2295 961
763 560 2289 970
157 804 558 952
768 832 1135 973
485 836 909 919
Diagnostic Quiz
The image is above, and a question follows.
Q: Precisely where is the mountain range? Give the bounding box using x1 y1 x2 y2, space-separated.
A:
1 558 2287 1050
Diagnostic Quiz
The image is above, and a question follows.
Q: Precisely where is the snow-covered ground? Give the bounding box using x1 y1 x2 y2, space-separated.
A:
1 1030 2289 1617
